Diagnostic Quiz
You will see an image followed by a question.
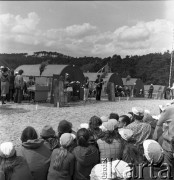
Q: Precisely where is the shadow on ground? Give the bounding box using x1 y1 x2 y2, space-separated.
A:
0 105 30 114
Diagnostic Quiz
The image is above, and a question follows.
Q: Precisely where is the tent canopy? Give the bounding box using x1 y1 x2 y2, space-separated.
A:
15 64 85 84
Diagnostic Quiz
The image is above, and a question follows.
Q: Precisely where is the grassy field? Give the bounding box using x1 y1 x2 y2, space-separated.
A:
0 97 172 147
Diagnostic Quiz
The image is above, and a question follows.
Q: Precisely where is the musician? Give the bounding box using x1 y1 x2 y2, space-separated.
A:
84 76 89 101
64 73 71 89
95 74 104 101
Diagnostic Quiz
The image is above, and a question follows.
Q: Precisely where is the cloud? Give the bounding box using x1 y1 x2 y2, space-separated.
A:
0 12 173 58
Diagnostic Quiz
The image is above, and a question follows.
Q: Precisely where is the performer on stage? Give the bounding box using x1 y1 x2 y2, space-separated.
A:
148 84 154 99
84 76 89 101
95 74 104 101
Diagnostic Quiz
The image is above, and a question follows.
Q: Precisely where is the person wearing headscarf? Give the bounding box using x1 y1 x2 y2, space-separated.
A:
16 126 51 180
40 125 60 151
47 133 75 180
97 119 123 162
0 142 33 180
131 140 173 180
90 159 132 180
0 67 10 104
88 116 104 141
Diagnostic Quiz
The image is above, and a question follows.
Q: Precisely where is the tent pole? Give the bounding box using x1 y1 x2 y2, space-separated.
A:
169 28 174 87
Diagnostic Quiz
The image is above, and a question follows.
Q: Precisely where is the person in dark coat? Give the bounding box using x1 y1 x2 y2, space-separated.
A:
148 84 154 98
40 125 60 151
47 133 75 180
95 75 103 101
16 126 51 180
73 128 99 180
0 142 33 180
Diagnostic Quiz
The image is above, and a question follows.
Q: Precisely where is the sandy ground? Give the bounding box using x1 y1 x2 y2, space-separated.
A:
0 97 171 147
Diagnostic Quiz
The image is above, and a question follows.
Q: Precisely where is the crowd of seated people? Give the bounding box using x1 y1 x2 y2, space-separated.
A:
0 105 174 180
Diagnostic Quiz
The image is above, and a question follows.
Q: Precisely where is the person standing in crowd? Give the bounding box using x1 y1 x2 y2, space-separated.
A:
14 69 24 103
72 128 99 180
148 84 154 98
95 74 103 101
47 133 75 180
153 105 174 170
17 126 51 180
0 67 10 105
0 142 33 180
84 76 89 102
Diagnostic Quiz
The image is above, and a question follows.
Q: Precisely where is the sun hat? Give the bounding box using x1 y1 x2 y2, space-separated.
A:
118 128 133 141
132 107 144 116
90 160 132 180
60 133 74 148
102 119 118 131
0 142 16 158
143 139 164 164
40 125 55 138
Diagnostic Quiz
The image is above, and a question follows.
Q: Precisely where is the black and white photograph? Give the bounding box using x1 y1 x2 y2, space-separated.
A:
0 1 174 180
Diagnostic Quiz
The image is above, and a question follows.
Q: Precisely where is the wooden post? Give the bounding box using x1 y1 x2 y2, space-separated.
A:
53 79 59 107
108 82 115 101
59 76 64 107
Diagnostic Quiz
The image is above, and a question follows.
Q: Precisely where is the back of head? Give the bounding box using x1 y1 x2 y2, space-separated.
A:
18 69 24 75
109 113 119 121
119 115 131 126
58 120 72 135
89 116 102 130
21 126 38 143
40 125 55 138
132 107 144 121
77 128 89 147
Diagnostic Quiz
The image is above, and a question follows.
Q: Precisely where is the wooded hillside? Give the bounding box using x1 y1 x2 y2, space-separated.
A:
0 50 173 86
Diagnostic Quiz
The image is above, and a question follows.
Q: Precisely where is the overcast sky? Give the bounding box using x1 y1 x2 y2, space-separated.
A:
0 1 174 58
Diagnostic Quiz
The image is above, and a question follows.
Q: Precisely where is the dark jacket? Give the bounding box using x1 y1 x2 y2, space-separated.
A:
47 149 75 180
73 145 99 180
17 139 51 180
0 156 33 180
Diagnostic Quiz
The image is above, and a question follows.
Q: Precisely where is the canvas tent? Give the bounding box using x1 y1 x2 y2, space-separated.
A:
84 72 123 95
15 64 85 84
122 78 144 97
15 64 85 101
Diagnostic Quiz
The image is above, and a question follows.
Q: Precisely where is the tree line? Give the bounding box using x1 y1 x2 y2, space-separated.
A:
0 50 173 86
